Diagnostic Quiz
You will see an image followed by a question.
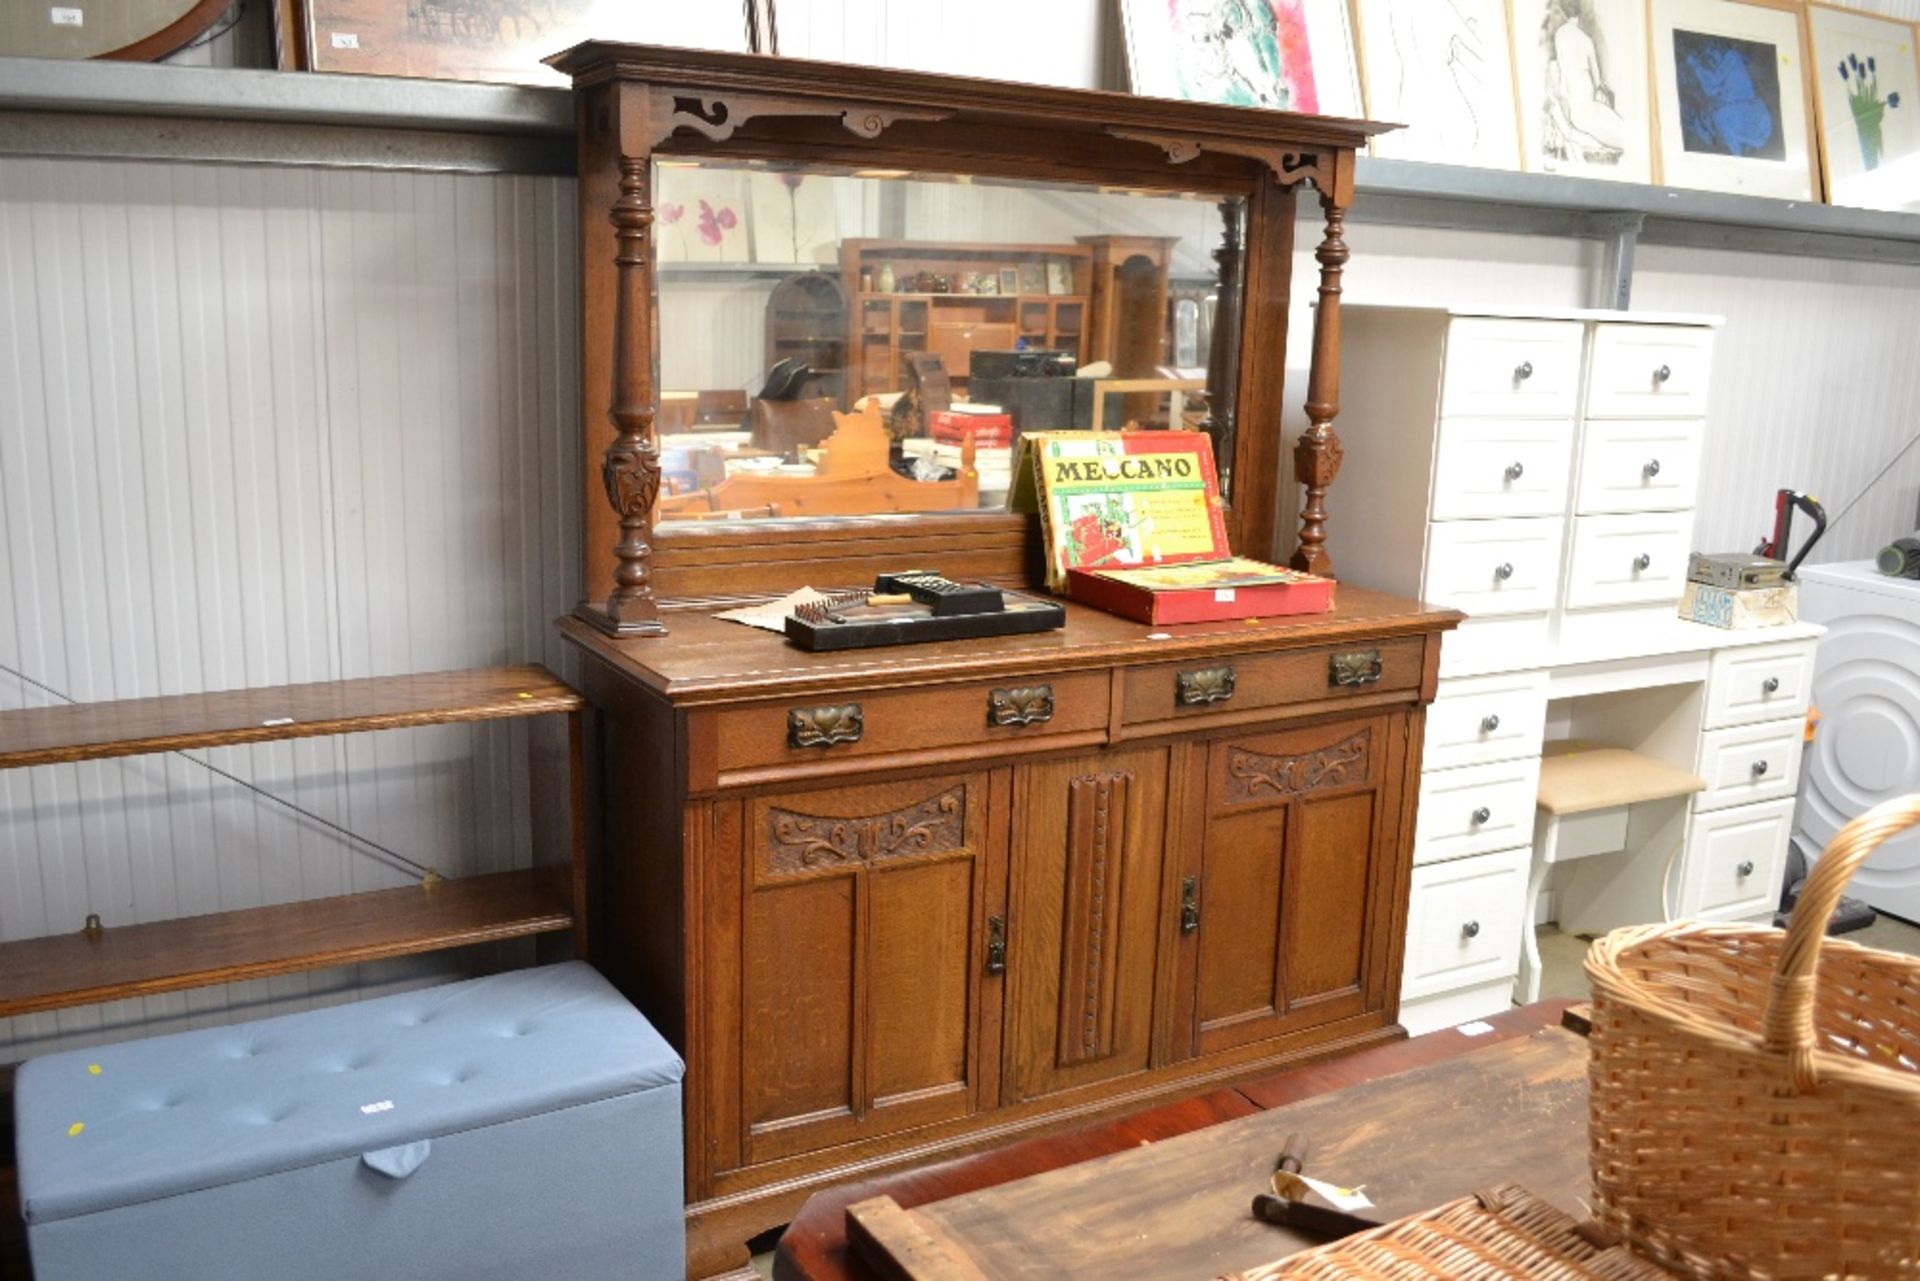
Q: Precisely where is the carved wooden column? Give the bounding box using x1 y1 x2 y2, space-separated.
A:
1290 182 1350 578
1200 199 1245 492
577 153 667 637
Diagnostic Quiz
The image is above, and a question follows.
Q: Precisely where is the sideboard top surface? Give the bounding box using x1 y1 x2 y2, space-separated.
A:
559 589 1460 704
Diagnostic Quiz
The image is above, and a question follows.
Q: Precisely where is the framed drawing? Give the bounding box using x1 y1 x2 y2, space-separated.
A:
0 0 231 60
748 171 839 265
1511 0 1655 183
1806 2 1920 211
1354 0 1523 169
1649 0 1817 199
654 166 750 265
272 0 757 84
1119 0 1364 118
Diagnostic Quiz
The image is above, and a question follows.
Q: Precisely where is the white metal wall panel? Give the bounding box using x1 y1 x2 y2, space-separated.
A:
0 156 580 1061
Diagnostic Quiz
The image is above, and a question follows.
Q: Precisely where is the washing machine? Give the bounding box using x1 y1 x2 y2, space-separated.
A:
1797 560 1920 923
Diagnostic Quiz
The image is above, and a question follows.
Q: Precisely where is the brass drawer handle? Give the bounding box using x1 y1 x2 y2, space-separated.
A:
988 684 1054 727
788 704 863 749
1177 665 1236 706
1330 650 1382 688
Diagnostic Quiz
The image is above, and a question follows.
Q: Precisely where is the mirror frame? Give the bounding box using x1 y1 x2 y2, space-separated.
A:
552 42 1388 630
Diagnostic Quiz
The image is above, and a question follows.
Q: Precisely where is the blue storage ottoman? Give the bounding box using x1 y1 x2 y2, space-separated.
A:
14 962 684 1281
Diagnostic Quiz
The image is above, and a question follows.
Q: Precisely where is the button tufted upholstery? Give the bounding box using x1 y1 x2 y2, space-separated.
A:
15 962 685 1281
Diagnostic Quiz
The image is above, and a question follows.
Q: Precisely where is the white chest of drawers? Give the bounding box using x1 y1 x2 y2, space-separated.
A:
1333 306 1820 1035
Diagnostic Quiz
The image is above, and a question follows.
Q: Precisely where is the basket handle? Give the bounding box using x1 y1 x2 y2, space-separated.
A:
1761 793 1920 1090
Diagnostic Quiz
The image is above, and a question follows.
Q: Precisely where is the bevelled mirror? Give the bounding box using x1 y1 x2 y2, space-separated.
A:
651 157 1249 528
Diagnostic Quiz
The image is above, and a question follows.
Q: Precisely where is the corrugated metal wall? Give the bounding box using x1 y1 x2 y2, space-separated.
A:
6 0 1920 1061
0 158 581 1059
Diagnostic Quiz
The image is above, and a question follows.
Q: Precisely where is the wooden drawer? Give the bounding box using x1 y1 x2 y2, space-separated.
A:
1430 419 1575 520
1413 755 1541 866
1425 671 1549 770
1401 845 1531 1001
1563 512 1695 609
1120 637 1426 727
1695 720 1805 812
1575 419 1703 514
1704 640 1816 730
1439 318 1584 419
1586 323 1714 418
1422 517 1564 617
1681 798 1794 920
711 671 1110 779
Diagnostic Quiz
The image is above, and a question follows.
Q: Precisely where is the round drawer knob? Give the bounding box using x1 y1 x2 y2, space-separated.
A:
1644 458 1662 478
1654 363 1672 383
1471 806 1492 825
1461 920 1482 939
1481 713 1501 734
1737 860 1756 878
1494 562 1515 582
1762 676 1781 694
1515 361 1534 381
1633 552 1652 572
1504 460 1525 481
1752 759 1770 777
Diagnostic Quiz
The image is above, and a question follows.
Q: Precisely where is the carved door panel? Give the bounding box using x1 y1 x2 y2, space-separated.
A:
734 770 1005 1167
1187 713 1408 1058
1005 747 1172 1102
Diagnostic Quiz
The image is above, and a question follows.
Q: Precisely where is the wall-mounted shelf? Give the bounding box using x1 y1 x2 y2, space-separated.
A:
0 664 588 1019
4 53 1918 266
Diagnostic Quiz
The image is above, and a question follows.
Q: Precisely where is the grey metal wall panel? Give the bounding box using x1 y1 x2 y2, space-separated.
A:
0 156 579 1061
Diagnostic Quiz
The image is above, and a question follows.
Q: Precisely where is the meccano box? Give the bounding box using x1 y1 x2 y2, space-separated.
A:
1010 430 1333 624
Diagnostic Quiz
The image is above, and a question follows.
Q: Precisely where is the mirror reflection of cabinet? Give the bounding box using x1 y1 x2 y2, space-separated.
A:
763 272 847 406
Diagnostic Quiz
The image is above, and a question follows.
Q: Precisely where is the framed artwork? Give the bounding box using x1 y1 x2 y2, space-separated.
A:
998 268 1020 295
1045 260 1074 296
1354 0 1523 169
1017 262 1047 296
272 0 758 85
1649 0 1817 199
654 167 750 265
748 171 839 266
1 0 230 60
1510 0 1655 183
1806 2 1920 211
1119 0 1364 118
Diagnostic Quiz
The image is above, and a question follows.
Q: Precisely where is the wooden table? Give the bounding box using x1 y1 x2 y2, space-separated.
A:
776 1001 1587 1281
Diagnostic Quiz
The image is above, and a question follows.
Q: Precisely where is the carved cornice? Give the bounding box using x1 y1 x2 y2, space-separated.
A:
1224 730 1371 805
767 787 966 874
650 89 953 149
1105 128 1327 188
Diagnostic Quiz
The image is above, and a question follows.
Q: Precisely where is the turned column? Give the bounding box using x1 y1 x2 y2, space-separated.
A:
1290 186 1349 578
577 154 667 637
1200 199 1245 492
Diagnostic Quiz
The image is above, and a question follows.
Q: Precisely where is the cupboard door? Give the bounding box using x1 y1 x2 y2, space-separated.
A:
1190 714 1405 1057
1006 747 1171 1102
734 771 1004 1166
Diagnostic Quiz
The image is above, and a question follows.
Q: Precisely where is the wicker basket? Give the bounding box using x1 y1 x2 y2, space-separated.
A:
1585 794 1920 1280
1228 1183 1676 1281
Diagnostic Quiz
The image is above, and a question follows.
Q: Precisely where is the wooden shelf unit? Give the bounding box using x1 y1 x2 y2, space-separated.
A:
840 239 1091 401
0 665 589 1019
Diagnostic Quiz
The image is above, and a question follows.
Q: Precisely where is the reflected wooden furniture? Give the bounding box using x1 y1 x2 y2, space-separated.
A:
841 240 1091 403
1088 377 1207 431
752 397 839 455
677 404 978 520
1080 234 1177 423
0 668 588 1018
775 1002 1587 1281
766 272 847 406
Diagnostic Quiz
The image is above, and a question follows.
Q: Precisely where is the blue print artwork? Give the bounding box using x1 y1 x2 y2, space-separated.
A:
1671 29 1786 159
